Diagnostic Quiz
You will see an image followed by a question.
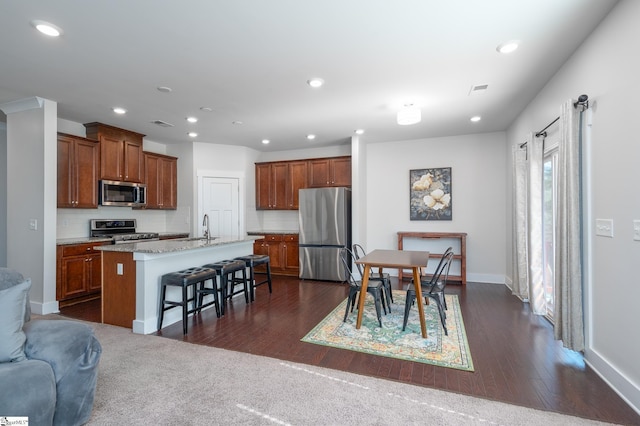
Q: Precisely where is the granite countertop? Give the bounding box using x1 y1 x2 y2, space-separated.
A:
57 237 114 245
247 230 298 235
95 235 262 254
158 232 190 238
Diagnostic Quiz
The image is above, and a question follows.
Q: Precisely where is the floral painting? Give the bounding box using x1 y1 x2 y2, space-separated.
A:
410 167 452 220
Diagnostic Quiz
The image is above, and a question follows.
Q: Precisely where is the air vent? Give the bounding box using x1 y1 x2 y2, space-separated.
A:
151 120 174 127
469 84 488 95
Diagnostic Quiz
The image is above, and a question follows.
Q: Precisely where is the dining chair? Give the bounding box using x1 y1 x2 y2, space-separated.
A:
402 248 454 335
352 243 393 310
340 247 385 327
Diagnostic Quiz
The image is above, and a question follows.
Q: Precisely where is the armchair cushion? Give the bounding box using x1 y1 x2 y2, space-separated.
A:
0 359 56 424
0 278 31 362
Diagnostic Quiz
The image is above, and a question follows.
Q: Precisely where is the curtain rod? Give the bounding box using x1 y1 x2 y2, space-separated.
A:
519 94 589 148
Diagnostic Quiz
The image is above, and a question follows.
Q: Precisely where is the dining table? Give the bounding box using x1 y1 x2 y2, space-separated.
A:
354 249 430 338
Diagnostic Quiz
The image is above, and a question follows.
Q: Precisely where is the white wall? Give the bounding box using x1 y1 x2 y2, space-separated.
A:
364 132 508 282
506 0 640 412
0 122 6 266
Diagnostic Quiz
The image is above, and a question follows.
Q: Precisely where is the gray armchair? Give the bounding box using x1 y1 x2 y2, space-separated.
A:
0 268 102 425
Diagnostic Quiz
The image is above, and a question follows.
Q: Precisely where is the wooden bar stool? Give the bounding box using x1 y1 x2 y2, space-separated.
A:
203 259 249 315
235 254 272 302
158 266 218 335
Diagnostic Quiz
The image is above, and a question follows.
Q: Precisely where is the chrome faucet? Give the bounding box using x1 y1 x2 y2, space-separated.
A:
202 214 211 240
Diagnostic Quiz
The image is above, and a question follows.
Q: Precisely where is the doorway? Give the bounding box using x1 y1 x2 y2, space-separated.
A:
198 175 243 238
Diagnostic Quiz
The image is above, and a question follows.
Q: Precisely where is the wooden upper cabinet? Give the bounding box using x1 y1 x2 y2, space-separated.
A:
57 133 99 208
142 151 177 209
308 156 351 187
84 122 145 183
256 160 308 210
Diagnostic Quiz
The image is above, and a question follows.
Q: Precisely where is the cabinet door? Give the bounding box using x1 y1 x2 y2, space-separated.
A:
87 253 102 292
308 159 331 187
255 163 272 209
57 136 74 207
331 157 351 187
74 139 99 207
61 256 89 299
100 135 123 180
144 154 161 208
282 236 299 271
287 161 307 209
159 157 177 209
124 141 143 182
272 162 289 209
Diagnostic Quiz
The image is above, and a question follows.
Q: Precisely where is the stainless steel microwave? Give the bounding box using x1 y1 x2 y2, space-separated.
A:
99 180 147 207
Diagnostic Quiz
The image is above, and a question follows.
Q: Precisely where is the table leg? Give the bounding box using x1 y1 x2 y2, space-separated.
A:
412 266 428 338
355 264 371 329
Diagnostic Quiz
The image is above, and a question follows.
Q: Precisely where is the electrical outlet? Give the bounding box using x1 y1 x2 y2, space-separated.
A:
634 220 640 241
117 263 123 275
595 219 614 237
29 219 37 231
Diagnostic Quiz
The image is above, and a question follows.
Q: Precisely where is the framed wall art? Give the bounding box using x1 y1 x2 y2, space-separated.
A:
410 167 452 220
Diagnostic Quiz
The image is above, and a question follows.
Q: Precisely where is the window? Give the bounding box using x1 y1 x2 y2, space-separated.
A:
542 148 558 320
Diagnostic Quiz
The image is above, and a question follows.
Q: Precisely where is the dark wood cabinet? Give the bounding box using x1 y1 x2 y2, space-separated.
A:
256 160 307 210
308 156 351 187
57 133 100 208
56 242 109 306
84 122 145 183
252 234 299 276
142 151 177 209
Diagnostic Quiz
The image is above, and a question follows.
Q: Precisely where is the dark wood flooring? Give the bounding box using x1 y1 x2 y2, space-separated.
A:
60 277 640 424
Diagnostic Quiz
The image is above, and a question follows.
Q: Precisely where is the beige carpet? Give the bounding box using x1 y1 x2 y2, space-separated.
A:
64 319 612 425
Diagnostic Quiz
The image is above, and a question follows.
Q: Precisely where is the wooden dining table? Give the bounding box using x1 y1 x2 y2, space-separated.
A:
354 249 430 338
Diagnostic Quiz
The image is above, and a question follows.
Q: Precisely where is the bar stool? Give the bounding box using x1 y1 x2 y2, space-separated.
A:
203 259 249 315
158 266 218 335
235 254 272 302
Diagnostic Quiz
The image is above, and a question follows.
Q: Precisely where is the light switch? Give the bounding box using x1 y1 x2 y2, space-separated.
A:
634 220 640 241
595 219 614 237
29 219 37 231
117 263 124 275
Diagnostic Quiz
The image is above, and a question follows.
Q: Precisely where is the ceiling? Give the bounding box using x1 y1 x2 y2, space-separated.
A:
0 0 618 152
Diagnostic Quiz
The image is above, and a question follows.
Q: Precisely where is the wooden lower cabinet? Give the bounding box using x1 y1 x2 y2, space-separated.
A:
253 234 299 276
56 242 110 306
101 251 136 328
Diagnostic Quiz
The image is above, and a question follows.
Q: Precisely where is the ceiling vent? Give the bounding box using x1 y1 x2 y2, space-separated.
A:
469 84 488 95
151 120 174 127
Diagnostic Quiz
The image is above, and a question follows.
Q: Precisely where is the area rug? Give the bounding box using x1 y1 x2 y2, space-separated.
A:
301 290 474 371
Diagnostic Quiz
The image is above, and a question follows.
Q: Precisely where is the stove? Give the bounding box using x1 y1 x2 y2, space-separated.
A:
90 219 159 244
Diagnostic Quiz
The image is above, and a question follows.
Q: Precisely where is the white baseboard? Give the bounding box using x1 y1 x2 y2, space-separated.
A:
584 347 640 415
31 300 60 315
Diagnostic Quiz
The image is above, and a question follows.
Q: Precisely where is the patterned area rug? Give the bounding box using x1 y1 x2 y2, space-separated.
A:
301 290 474 371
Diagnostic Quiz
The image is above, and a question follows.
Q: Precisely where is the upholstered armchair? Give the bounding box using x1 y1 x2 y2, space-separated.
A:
0 268 102 425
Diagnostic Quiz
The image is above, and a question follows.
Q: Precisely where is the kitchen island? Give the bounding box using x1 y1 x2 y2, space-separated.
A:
96 236 263 334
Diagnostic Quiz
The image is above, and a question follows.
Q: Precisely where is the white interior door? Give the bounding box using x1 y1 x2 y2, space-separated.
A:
201 177 240 238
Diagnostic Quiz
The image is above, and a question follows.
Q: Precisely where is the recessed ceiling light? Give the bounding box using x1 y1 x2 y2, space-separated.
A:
306 134 316 140
112 107 127 114
186 117 198 123
157 86 172 93
31 20 63 37
497 40 519 54
200 107 213 112
188 132 198 138
354 129 365 135
262 139 270 144
307 78 324 88
470 116 482 122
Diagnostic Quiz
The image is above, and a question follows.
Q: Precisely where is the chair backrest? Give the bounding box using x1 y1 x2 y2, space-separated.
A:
352 244 366 276
426 247 454 292
339 247 359 287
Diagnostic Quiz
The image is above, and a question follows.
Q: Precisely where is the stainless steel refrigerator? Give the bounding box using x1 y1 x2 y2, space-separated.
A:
298 187 351 281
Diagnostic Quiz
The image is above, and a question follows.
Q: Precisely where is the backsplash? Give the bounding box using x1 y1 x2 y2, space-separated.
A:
253 210 299 231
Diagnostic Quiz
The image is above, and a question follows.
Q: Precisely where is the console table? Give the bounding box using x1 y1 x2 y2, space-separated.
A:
397 232 467 285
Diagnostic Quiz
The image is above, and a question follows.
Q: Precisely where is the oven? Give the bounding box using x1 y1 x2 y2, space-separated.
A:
90 219 159 244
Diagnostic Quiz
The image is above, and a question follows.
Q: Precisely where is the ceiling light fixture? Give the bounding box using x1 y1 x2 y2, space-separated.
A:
397 104 421 125
232 120 243 125
470 116 482 122
262 139 270 145
306 134 316 140
200 107 213 112
112 107 126 114
497 40 519 54
307 78 324 88
354 129 365 135
31 20 63 37
186 117 198 123
188 132 198 138
157 86 172 93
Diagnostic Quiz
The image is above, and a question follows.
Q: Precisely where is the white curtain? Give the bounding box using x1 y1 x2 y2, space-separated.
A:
554 99 584 352
511 133 546 315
